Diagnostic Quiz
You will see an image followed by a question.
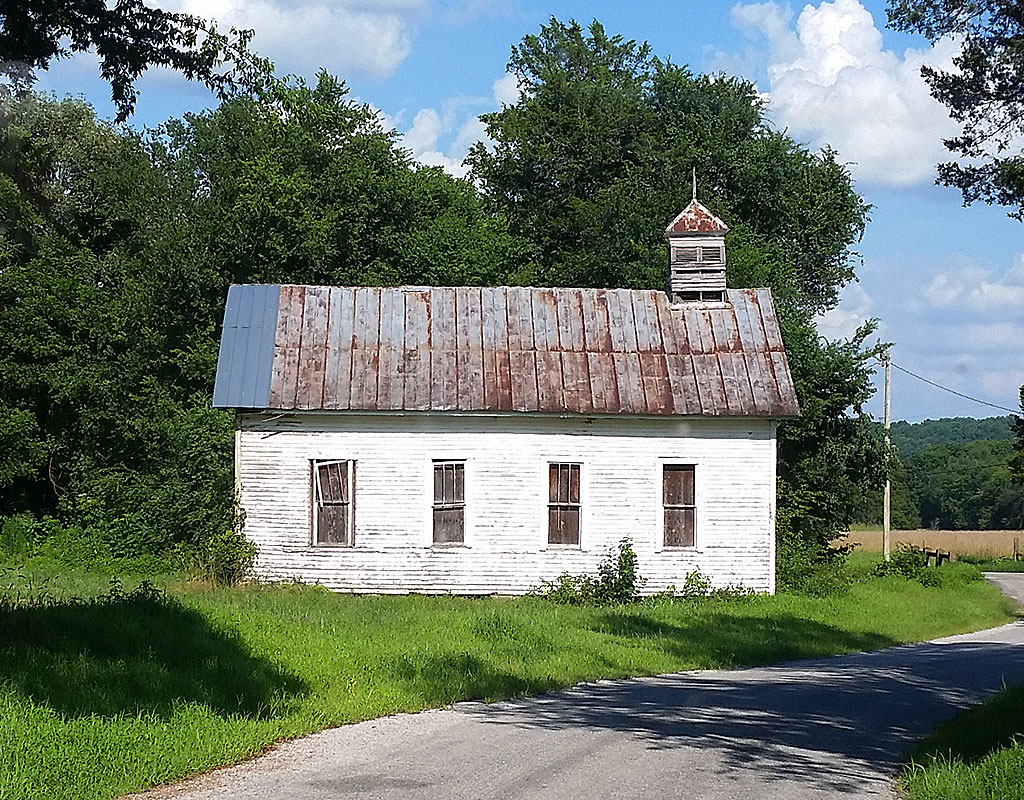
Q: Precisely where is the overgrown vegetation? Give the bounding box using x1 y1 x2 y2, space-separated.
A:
872 544 987 588
0 18 889 592
0 554 1015 800
532 538 644 604
902 682 1024 800
531 538 755 605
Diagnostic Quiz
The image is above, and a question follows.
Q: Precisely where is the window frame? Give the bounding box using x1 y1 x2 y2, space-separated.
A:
661 462 697 550
431 459 467 546
310 459 356 547
547 461 583 548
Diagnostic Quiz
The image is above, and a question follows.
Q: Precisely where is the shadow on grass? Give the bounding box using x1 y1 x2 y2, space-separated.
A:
0 592 306 718
912 681 1024 764
391 652 536 704
591 610 897 667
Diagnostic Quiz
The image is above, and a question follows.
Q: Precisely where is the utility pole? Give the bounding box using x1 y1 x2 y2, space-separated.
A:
883 349 892 562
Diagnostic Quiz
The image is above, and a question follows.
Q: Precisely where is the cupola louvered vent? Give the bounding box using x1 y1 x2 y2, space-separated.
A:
700 246 723 264
673 246 699 264
664 197 729 304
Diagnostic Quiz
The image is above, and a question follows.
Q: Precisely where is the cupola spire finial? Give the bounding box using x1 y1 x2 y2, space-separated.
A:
692 167 697 202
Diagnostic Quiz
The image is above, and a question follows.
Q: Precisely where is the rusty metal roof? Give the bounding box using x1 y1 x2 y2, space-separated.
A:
665 200 729 235
213 284 799 418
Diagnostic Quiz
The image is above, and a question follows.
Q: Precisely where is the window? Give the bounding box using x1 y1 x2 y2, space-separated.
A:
312 460 354 546
663 465 696 547
433 461 465 544
548 463 581 546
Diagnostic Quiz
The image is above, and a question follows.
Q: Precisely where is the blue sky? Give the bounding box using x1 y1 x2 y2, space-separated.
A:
32 0 1024 423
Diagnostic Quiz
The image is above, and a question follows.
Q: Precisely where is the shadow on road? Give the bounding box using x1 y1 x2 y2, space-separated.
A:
463 631 1024 794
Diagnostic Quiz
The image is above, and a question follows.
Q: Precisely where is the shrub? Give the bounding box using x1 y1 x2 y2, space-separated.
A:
680 569 712 598
0 514 37 560
873 544 928 581
533 538 644 605
872 546 983 588
202 528 257 586
595 537 643 604
776 537 853 597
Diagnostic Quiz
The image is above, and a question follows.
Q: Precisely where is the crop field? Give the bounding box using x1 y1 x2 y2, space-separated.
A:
842 528 1024 560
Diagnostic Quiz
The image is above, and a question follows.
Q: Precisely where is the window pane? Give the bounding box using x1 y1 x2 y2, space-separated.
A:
434 463 444 504
568 464 580 504
454 463 464 504
319 462 348 503
334 462 349 503
443 463 454 504
548 506 580 545
433 507 464 544
664 507 695 548
549 464 560 503
663 465 694 505
318 504 349 544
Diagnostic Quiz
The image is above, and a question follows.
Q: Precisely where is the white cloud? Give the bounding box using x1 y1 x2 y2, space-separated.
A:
959 322 1024 351
493 73 521 106
171 0 428 79
815 280 873 340
924 254 1024 311
443 0 514 24
396 74 517 177
399 108 488 178
732 0 959 186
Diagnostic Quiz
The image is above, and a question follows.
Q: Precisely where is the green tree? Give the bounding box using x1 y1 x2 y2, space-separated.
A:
906 439 1023 529
0 0 265 122
0 77 526 555
1010 386 1024 485
887 1 1024 218
892 414 1015 457
467 18 885 590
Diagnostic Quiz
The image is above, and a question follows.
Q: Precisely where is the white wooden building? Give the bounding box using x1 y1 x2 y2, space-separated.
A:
212 200 800 594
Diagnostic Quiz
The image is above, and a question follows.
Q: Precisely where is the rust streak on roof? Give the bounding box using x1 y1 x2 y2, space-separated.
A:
665 199 729 235
215 284 800 418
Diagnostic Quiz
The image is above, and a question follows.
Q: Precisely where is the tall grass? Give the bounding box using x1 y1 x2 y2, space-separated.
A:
0 560 1017 800
842 528 1024 560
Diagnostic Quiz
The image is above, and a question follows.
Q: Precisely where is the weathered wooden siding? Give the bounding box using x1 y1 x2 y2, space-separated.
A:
238 413 777 594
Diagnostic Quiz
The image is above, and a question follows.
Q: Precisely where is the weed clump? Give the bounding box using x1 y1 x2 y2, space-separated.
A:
872 545 984 588
532 538 644 605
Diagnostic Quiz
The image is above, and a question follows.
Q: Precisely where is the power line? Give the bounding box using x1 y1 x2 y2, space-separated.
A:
889 361 1021 416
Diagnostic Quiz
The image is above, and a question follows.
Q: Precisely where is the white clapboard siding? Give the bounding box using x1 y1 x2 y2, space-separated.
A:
237 412 778 594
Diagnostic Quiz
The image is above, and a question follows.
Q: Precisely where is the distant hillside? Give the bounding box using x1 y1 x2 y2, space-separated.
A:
892 416 1015 457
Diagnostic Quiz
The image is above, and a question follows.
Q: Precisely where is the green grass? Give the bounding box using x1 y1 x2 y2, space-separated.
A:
0 558 1017 800
961 557 1024 573
902 683 1024 800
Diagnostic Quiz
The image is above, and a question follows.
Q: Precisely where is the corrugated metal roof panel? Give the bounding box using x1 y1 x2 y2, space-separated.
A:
213 284 800 418
212 284 280 409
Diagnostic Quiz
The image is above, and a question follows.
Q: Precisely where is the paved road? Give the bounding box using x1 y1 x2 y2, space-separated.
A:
137 574 1024 800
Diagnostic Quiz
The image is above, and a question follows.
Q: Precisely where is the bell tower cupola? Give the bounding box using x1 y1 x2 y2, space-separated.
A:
664 176 728 303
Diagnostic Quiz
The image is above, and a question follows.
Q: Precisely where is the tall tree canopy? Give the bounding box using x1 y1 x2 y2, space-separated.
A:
468 19 884 589
0 0 263 121
0 74 523 556
888 0 1024 218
